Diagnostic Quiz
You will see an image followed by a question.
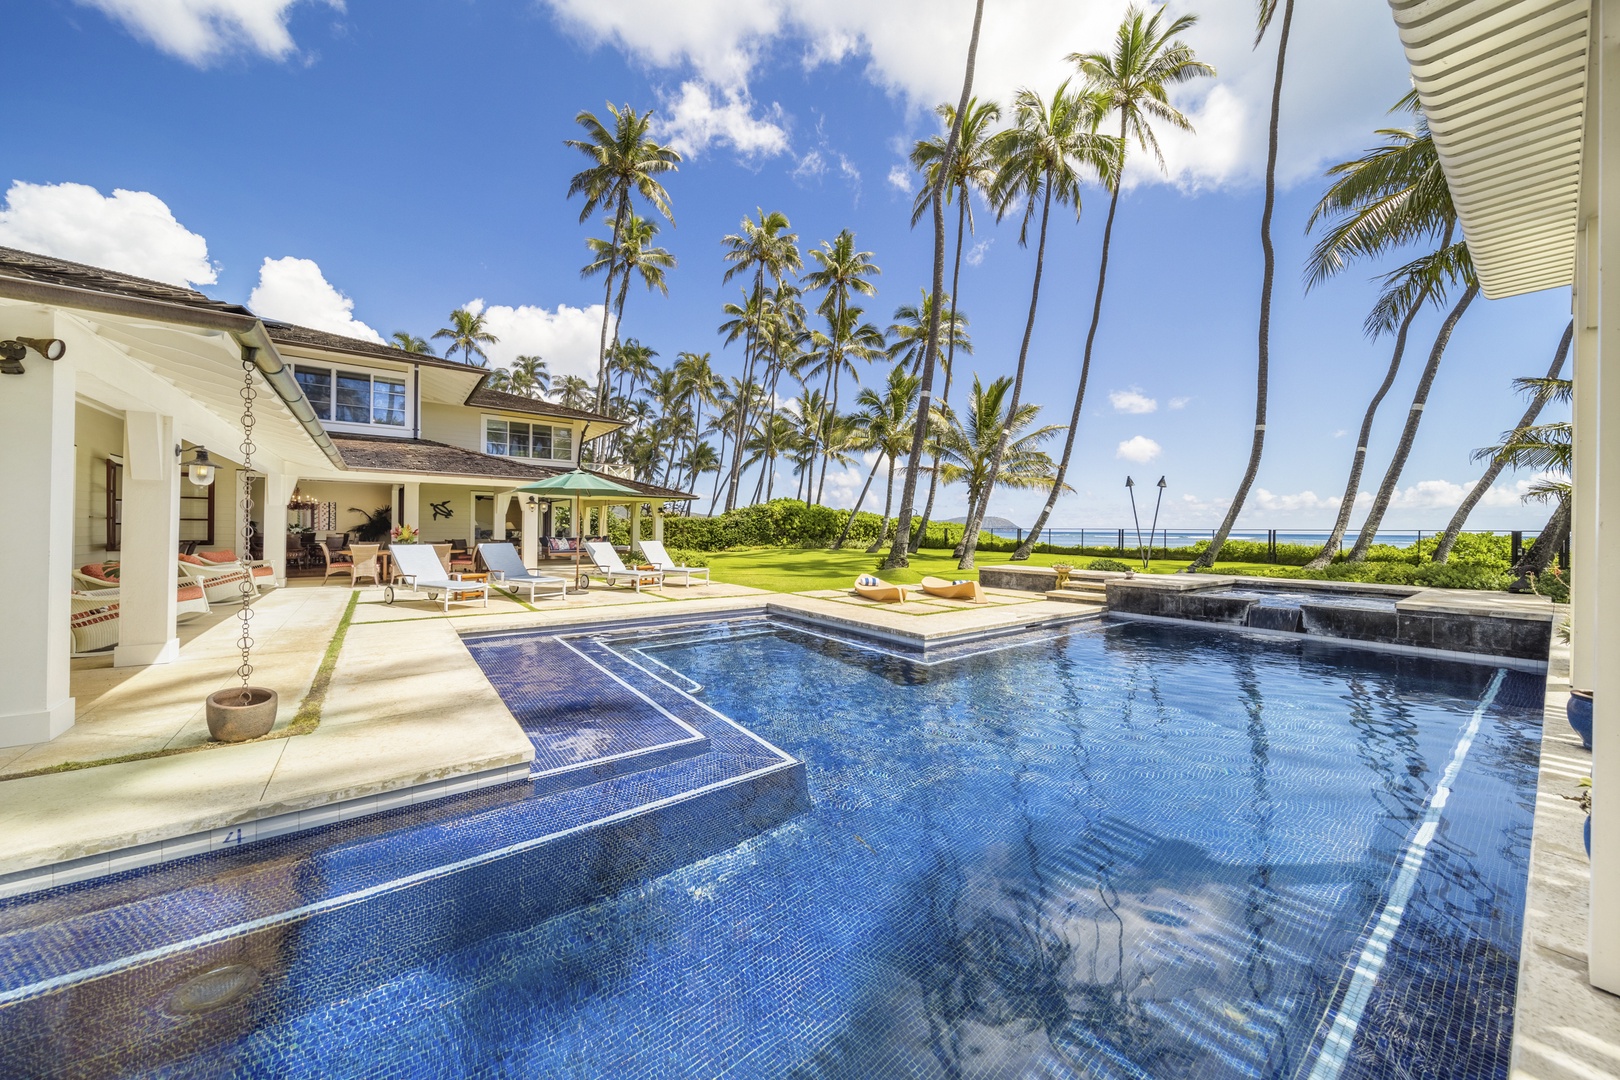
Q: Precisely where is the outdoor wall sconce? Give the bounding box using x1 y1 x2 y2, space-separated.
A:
177 445 217 487
0 336 67 375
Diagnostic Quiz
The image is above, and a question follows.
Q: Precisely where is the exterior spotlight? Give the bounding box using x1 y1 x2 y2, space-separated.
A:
177 445 217 487
0 336 66 375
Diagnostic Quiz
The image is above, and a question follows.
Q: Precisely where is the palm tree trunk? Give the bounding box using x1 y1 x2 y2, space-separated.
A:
1435 318 1573 562
1301 284 1435 569
911 195 971 555
953 489 980 560
595 199 628 411
886 0 984 571
817 372 843 505
867 456 897 552
956 178 1053 571
1015 152 1127 561
1510 496 1570 589
1346 281 1481 560
1187 0 1296 571
724 274 764 512
709 430 728 515
834 452 885 549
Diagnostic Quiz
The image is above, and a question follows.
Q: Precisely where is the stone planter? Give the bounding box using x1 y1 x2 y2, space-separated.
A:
206 687 279 742
1568 689 1593 749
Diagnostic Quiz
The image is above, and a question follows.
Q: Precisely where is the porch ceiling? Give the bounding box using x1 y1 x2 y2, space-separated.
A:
1388 0 1589 298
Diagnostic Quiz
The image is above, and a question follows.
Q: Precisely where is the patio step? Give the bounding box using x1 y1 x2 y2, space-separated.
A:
1045 582 1109 605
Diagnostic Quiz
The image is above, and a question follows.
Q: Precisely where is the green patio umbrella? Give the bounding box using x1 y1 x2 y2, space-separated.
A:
516 469 641 587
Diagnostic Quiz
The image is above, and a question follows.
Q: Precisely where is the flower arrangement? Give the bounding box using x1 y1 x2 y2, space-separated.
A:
390 523 422 544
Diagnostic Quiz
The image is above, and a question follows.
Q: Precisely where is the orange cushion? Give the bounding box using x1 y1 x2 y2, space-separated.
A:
178 553 208 565
198 550 238 563
177 582 206 602
81 563 119 582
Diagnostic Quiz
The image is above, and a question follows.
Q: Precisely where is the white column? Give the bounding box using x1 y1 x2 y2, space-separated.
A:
0 316 76 746
630 502 643 554
1590 0 1620 991
114 411 180 668
262 473 296 585
521 498 539 568
653 506 664 542
1575 219 1599 687
402 482 421 530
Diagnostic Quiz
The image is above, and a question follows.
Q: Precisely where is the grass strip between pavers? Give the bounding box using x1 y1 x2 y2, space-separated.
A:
2 591 360 781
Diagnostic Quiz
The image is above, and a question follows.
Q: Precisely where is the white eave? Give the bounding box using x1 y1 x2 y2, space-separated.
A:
1388 0 1590 298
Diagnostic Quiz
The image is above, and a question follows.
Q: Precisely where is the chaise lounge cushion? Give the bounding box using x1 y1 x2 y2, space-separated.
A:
80 563 120 583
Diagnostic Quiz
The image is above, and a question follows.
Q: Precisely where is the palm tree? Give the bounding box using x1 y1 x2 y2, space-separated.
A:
671 351 721 494
954 82 1115 570
1435 320 1574 562
1300 94 1458 569
719 209 802 511
679 441 721 513
502 355 549 398
888 291 971 552
553 374 594 410
850 365 921 551
933 375 1065 552
1475 385 1572 585
1187 0 1299 570
390 331 433 354
565 102 681 410
804 303 886 503
432 308 498 367
884 0 987 569
803 229 882 497
1015 4 1212 561
584 213 676 402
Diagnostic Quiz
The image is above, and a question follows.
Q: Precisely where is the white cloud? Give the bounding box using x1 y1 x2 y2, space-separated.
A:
792 150 826 182
1109 387 1158 414
1332 428 1348 438
1116 435 1162 463
249 257 381 342
464 298 614 381
0 180 215 286
965 238 993 266
654 81 790 159
1169 396 1192 410
76 0 335 66
539 0 1412 189
887 165 911 193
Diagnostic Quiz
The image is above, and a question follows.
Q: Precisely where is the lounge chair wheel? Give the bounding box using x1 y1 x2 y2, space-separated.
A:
384 586 394 604
427 591 439 601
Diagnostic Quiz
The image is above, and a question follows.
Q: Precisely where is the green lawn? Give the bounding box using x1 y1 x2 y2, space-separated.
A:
698 545 1276 593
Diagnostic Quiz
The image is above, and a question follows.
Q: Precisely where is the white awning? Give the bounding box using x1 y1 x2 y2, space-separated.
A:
1388 0 1590 298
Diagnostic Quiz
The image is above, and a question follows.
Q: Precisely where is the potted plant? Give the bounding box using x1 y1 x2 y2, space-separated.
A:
1568 689 1593 749
1051 562 1073 588
1563 777 1592 857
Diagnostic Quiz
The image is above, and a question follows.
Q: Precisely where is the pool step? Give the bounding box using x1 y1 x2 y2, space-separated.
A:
1045 580 1109 605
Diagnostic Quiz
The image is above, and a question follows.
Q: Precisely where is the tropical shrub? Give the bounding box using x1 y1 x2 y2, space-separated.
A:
1086 558 1133 572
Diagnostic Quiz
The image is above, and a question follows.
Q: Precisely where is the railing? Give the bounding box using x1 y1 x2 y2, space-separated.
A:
952 527 1551 563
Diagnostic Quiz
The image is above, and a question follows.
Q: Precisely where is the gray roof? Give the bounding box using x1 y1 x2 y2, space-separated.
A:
330 433 694 499
0 245 248 312
463 385 619 426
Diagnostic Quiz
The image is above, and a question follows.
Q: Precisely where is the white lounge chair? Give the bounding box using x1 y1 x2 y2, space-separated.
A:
477 543 569 602
584 541 664 593
178 555 256 605
635 539 710 586
384 543 489 612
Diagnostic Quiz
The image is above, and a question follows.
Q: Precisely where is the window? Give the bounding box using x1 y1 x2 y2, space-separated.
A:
485 418 574 461
294 364 407 428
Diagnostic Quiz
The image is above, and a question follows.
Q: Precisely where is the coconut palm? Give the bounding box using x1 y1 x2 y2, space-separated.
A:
803 303 886 503
847 366 921 551
584 213 676 401
679 441 721 513
803 229 882 497
954 82 1116 570
884 0 987 569
1015 4 1212 561
933 375 1065 546
1475 386 1572 585
565 103 681 409
390 331 433 355
1299 95 1458 568
1435 321 1574 562
1187 0 1300 570
719 210 802 510
671 351 722 495
432 308 498 367
888 291 972 551
502 355 549 399
552 374 594 410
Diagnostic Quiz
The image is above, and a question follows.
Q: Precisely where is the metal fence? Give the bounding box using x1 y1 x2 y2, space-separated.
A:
962 527 1550 563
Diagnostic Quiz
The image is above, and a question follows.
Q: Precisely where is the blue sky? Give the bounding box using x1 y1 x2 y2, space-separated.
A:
5 0 1572 531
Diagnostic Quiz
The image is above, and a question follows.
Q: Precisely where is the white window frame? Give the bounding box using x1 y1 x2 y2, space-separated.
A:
294 363 411 433
483 416 575 463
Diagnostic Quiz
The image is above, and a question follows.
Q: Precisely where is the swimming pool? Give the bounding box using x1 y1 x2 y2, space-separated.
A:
0 617 1544 1078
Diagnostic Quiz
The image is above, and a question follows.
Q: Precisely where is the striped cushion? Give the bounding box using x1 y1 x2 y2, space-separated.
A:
857 575 879 586
178 553 209 565
80 563 120 582
249 564 274 578
69 599 119 628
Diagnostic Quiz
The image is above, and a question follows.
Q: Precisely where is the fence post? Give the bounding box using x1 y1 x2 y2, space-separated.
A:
1510 530 1524 565
1118 527 1125 550
1016 527 1022 546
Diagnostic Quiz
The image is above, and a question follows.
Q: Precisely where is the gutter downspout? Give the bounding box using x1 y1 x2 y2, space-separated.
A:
0 275 344 469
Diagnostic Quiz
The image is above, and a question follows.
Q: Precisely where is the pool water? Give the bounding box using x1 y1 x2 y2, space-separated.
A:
0 619 1544 1079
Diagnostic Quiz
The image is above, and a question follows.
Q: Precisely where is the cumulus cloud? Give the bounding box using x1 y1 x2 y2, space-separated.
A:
887 165 911 193
0 180 215 286
654 81 790 158
249 257 382 342
820 450 880 509
539 0 1411 189
464 298 614 381
1116 435 1162 463
1109 387 1158 414
76 0 336 66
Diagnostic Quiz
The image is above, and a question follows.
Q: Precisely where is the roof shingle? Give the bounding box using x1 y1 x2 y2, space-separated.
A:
329 433 693 499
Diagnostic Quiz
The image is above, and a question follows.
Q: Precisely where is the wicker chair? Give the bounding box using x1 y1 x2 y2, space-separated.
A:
197 549 277 591
347 543 382 587
319 541 353 585
177 555 256 605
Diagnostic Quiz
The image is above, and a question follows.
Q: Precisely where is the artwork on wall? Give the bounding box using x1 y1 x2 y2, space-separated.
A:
430 500 454 520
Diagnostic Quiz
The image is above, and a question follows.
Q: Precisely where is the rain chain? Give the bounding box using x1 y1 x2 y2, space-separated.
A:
235 355 258 691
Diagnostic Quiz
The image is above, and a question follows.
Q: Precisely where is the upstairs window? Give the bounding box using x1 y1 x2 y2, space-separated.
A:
295 365 407 427
485 418 574 461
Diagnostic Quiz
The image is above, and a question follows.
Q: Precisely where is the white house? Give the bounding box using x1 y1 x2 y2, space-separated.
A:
0 245 690 749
